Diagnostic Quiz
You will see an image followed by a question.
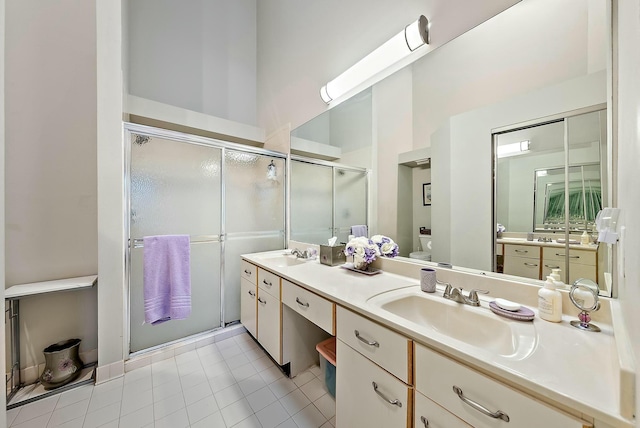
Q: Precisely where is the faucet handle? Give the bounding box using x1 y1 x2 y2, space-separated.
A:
439 281 452 296
468 289 489 303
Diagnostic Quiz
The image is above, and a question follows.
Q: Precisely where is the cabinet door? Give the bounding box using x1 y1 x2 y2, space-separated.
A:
336 340 410 428
257 290 281 364
415 391 471 428
240 278 257 339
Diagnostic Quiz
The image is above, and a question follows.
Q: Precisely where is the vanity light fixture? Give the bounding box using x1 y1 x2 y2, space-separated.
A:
497 140 531 158
320 15 430 104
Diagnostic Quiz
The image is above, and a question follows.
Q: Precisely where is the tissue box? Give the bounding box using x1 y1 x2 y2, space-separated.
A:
320 245 346 266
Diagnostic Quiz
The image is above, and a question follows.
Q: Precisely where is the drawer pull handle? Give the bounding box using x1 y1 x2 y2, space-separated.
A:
453 385 510 422
544 264 560 269
372 382 402 407
295 297 309 308
244 269 252 275
555 253 580 259
248 290 255 297
262 279 272 287
523 262 538 267
420 416 429 427
354 330 379 347
257 297 266 304
514 249 528 253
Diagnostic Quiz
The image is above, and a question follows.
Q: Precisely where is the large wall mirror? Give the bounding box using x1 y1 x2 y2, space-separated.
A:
289 0 613 296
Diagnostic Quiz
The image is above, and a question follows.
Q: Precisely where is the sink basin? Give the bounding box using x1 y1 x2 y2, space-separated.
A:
255 253 307 268
367 287 536 359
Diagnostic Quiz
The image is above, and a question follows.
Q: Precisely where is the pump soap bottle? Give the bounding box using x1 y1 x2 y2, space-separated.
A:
538 276 562 322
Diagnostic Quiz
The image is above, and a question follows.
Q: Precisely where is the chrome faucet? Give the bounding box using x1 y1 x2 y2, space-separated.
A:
290 248 309 259
442 283 489 306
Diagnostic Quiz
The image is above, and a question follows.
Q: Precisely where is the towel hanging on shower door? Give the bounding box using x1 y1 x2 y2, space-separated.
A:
143 235 192 325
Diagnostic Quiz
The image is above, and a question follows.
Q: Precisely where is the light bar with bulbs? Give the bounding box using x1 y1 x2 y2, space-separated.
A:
320 15 430 104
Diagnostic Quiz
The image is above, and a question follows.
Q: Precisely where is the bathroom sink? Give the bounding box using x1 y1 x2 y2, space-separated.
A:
367 287 536 358
254 253 308 268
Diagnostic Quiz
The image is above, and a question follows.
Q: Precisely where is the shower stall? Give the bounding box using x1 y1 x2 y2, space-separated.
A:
290 156 369 245
125 124 286 354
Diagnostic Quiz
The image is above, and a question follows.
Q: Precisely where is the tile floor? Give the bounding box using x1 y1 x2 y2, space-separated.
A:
6 333 336 428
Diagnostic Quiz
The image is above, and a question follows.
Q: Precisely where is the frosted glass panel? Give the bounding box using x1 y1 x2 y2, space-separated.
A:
225 152 285 233
335 169 368 243
130 134 222 238
291 161 333 244
223 234 284 323
129 243 221 352
223 150 285 323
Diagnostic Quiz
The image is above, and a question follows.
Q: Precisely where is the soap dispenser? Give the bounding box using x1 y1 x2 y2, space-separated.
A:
538 276 562 322
550 268 566 289
581 230 590 245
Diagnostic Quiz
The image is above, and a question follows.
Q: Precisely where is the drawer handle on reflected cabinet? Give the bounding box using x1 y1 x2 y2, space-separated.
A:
420 416 429 427
248 290 255 297
555 253 579 259
354 330 379 347
544 264 560 269
244 269 252 275
515 249 528 253
453 385 510 422
262 279 272 287
257 297 266 304
523 262 538 267
372 382 402 407
295 297 309 308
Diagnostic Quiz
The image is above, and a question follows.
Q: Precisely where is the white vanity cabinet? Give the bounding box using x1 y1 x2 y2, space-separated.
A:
503 243 541 279
240 261 257 338
414 343 592 428
336 339 411 428
542 247 597 283
336 307 413 427
256 267 282 363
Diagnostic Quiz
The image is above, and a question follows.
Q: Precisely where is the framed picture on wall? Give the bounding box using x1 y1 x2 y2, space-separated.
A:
423 183 432 206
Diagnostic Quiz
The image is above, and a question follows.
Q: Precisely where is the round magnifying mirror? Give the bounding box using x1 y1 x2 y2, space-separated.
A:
569 278 601 332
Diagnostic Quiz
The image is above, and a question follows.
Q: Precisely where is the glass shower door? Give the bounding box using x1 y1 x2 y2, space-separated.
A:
223 151 285 323
290 161 333 244
129 133 223 353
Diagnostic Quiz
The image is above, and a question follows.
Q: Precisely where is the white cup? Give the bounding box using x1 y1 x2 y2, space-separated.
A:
420 268 437 293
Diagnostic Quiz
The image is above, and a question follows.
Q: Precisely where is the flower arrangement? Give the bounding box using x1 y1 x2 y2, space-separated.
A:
345 235 399 270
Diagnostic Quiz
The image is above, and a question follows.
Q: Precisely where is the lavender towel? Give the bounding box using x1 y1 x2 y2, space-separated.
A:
143 235 191 325
351 225 368 237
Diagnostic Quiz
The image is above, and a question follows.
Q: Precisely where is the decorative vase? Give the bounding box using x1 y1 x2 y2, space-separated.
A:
40 338 83 390
353 255 371 271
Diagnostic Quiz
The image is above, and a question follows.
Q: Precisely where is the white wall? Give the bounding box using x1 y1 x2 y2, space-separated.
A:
412 166 431 251
127 0 257 126
615 0 640 423
257 0 520 136
1 0 7 419
5 0 98 369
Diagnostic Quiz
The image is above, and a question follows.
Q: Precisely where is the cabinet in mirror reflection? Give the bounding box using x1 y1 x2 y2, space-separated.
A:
493 107 611 294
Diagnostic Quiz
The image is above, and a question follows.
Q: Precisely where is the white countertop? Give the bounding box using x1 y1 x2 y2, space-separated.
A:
242 251 632 427
497 237 598 251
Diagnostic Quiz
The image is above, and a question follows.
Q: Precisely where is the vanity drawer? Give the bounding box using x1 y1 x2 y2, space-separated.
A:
414 344 591 428
415 391 471 428
258 268 280 298
337 306 412 384
336 339 411 428
241 260 257 284
503 256 541 280
542 247 596 266
281 280 334 334
504 244 539 259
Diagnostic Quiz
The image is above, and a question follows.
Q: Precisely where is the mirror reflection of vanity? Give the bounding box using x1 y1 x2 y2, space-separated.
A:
289 0 614 296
